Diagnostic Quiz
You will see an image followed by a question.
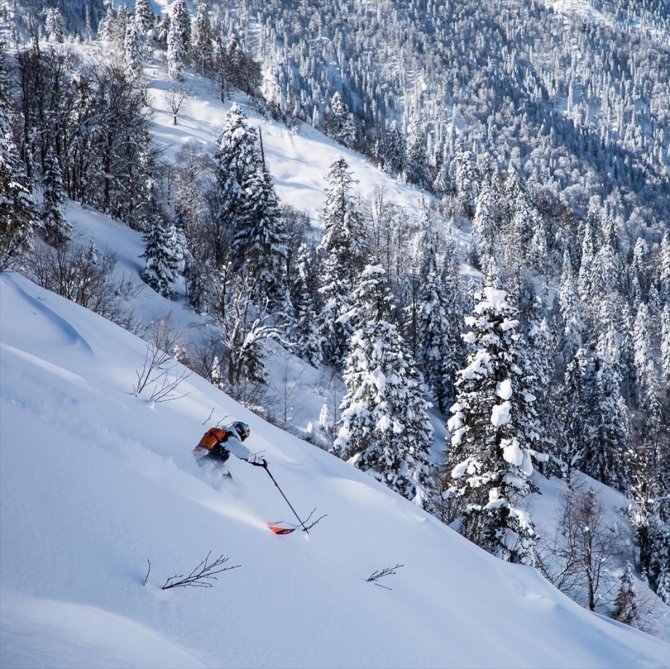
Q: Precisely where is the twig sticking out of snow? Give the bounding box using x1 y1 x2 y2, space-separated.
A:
366 563 404 590
161 552 241 590
302 507 328 531
143 558 151 586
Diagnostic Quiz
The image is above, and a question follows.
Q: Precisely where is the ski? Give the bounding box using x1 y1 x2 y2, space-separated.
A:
267 509 327 535
268 521 297 535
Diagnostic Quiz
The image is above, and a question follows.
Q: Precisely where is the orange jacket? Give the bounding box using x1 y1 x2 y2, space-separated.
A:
196 427 231 452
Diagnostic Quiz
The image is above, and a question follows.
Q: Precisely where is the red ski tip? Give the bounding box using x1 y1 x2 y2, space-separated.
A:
268 522 296 535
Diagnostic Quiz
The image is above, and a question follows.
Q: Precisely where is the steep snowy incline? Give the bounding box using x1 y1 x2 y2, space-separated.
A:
144 58 430 225
1 271 668 669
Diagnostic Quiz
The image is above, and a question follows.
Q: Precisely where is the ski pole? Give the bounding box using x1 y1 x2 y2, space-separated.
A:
263 466 309 534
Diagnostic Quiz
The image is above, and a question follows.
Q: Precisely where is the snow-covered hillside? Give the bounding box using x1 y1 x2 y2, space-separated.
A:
1 270 669 669
144 56 430 225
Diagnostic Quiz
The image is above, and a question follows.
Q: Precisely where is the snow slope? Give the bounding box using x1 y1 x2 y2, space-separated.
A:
1 270 668 669
144 57 430 226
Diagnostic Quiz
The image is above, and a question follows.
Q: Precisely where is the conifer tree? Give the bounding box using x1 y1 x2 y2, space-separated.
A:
326 92 355 148
658 232 670 304
661 305 670 387
140 184 180 298
518 313 555 468
452 149 479 217
612 563 640 627
446 285 536 564
44 8 65 43
633 303 663 430
97 6 117 42
558 250 585 362
318 156 367 367
167 5 187 81
171 0 191 54
213 104 259 267
238 160 287 304
405 124 431 188
0 44 36 271
577 354 629 491
472 177 498 269
134 0 156 35
416 234 463 414
333 264 434 507
384 120 405 175
124 20 144 83
41 147 71 249
291 243 322 366
656 565 670 605
577 220 597 308
191 1 213 73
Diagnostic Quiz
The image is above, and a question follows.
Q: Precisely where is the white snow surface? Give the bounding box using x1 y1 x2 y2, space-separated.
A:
1 271 669 669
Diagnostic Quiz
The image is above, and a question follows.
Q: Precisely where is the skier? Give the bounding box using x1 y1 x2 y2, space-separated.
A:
196 422 312 534
194 421 267 470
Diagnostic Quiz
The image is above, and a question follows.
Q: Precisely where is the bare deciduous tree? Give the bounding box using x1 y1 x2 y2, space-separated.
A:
133 316 192 403
167 86 186 126
537 481 622 611
30 239 138 328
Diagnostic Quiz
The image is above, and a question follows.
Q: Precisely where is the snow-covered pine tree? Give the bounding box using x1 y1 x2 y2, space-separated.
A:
318 156 367 367
658 232 670 305
237 160 288 305
452 149 479 217
646 498 670 597
134 0 156 35
44 8 65 43
291 243 322 366
333 264 434 507
326 92 355 148
140 188 180 298
661 304 670 387
432 157 453 196
632 302 663 432
167 5 187 81
656 564 670 605
517 311 557 473
612 563 640 627
171 0 191 55
577 354 629 492
191 1 213 74
627 347 665 586
416 231 463 414
384 120 405 175
558 250 586 364
41 147 71 248
472 176 499 270
0 44 36 271
97 6 116 42
405 123 431 189
577 220 597 309
212 104 259 267
446 285 536 564
124 20 144 83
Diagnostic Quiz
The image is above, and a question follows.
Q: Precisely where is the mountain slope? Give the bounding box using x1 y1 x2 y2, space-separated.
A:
1 271 668 669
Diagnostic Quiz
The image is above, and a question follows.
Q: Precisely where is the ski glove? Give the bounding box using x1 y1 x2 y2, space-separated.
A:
250 458 268 468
